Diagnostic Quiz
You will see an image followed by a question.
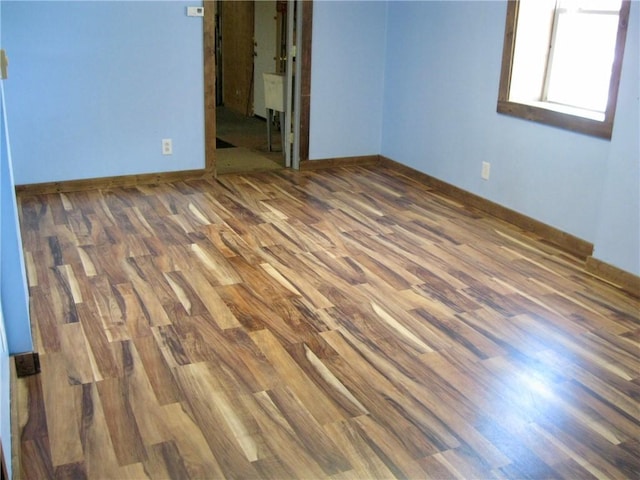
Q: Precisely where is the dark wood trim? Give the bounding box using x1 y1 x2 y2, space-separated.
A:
496 100 614 139
203 0 217 174
497 0 518 104
380 156 594 259
605 0 631 137
15 168 213 195
299 0 313 162
14 352 40 378
299 155 381 170
586 256 640 297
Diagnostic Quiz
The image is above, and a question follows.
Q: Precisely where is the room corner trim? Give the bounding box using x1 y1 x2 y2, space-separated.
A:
299 155 381 170
585 256 640 297
380 155 594 260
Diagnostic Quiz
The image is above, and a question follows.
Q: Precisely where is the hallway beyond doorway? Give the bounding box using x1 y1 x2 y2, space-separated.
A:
216 106 285 175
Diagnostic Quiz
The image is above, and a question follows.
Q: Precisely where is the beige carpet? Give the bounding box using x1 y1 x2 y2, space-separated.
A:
216 147 283 175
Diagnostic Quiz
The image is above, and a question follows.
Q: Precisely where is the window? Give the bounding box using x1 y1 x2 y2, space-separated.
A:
497 0 631 139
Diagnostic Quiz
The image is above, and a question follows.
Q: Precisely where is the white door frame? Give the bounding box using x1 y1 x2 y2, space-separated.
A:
284 0 303 170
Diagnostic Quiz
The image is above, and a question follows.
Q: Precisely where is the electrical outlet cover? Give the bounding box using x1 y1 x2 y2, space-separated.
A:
481 161 491 180
162 139 173 155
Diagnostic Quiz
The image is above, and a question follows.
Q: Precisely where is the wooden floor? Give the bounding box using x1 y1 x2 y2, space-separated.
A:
14 165 640 479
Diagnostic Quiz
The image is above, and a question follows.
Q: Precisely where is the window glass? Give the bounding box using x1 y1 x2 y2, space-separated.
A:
545 12 620 113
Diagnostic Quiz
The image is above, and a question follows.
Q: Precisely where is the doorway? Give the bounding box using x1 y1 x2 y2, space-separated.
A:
203 0 312 175
215 1 283 174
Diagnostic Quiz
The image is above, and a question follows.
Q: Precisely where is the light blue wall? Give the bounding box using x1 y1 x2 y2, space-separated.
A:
309 0 387 159
0 309 9 480
3 0 205 184
1 78 34 478
0 79 10 480
0 4 8 475
593 3 640 275
1 13 24 474
377 0 639 276
1 81 30 355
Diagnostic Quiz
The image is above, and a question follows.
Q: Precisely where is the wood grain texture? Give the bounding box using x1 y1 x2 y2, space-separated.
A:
14 164 640 479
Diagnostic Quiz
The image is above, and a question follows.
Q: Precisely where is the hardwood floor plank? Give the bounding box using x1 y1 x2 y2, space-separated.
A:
151 323 192 368
323 419 397 479
338 327 511 469
202 382 263 462
54 461 88 480
20 374 55 478
163 270 210 317
113 282 153 339
21 439 55 480
250 390 328 479
352 414 434 479
40 353 84 467
189 240 243 286
286 342 369 417
250 329 346 425
475 416 559 479
160 402 227 479
122 256 177 314
131 334 182 405
266 386 352 475
119 340 174 446
78 383 124 478
416 453 467 480
77 302 121 380
120 263 174 329
173 363 261 479
87 275 129 343
143 441 191 480
95 376 148 466
48 264 80 324
259 248 336 310
440 446 503 480
320 329 458 459
29 287 62 354
59 322 98 384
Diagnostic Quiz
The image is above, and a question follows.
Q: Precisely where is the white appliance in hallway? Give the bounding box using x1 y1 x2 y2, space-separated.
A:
253 1 277 119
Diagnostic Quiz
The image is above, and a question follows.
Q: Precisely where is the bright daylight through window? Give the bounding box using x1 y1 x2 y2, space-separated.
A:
497 0 630 139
